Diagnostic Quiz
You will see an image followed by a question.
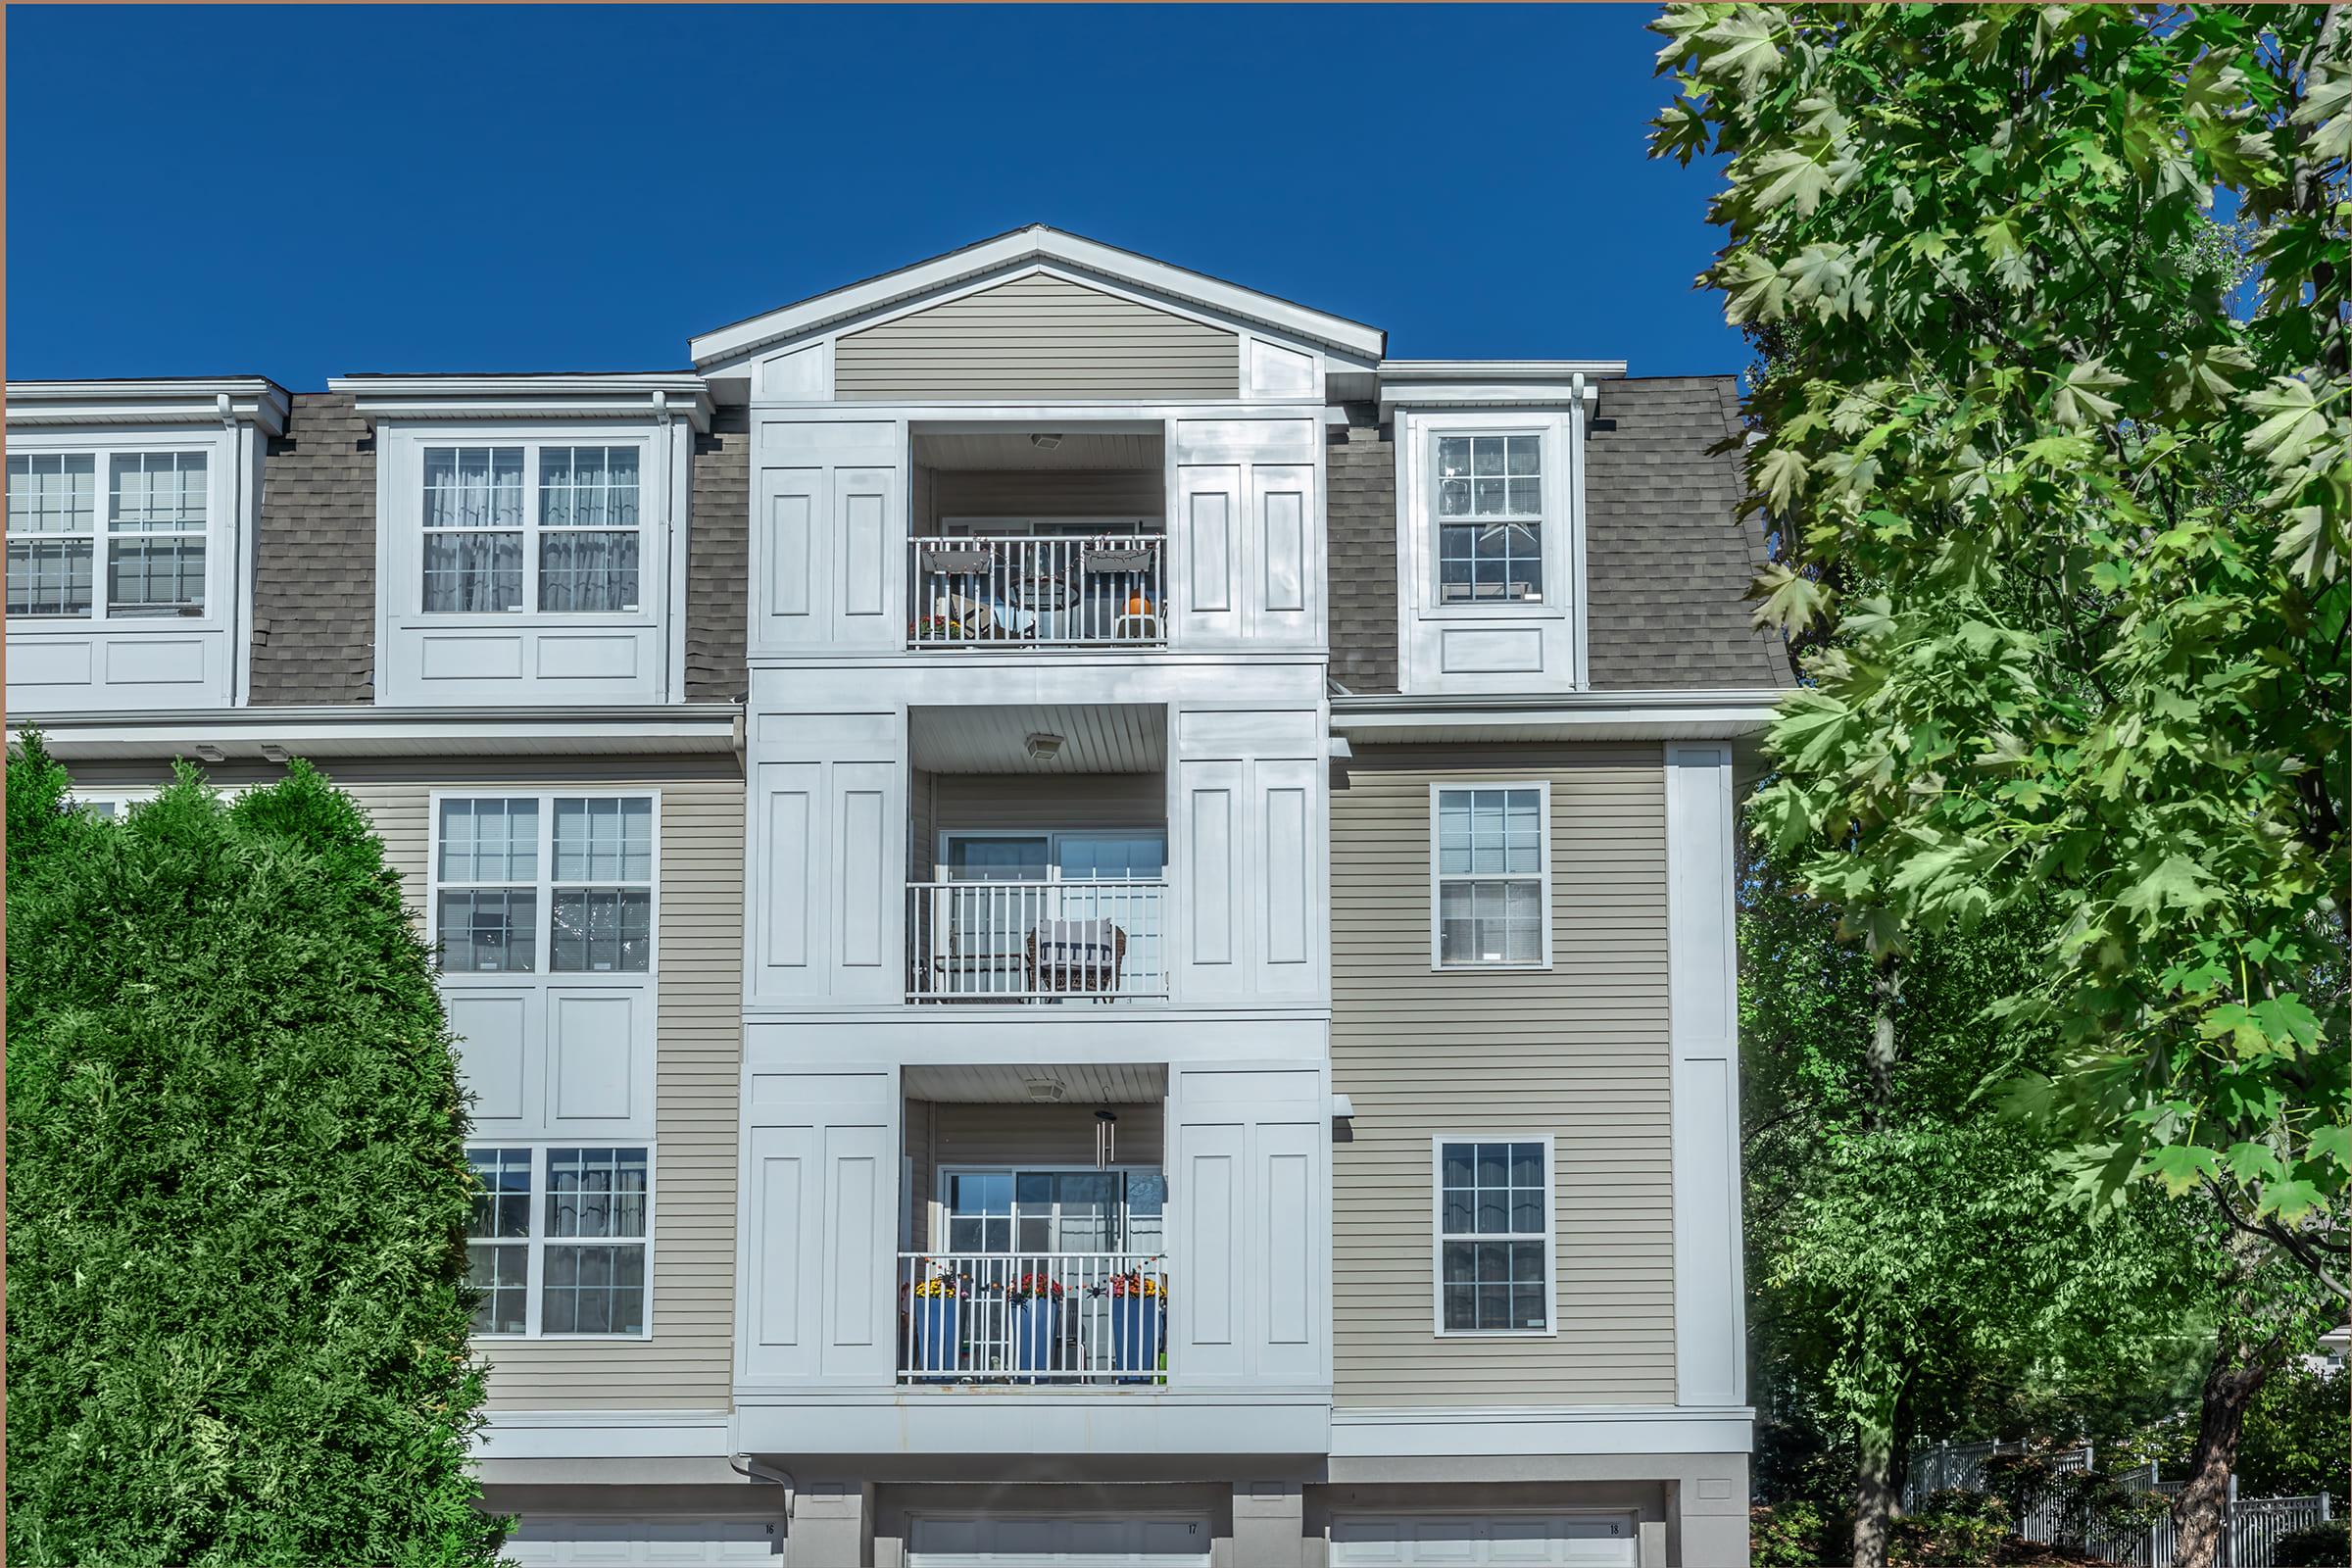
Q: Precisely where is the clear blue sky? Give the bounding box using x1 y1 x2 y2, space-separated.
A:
7 5 1743 389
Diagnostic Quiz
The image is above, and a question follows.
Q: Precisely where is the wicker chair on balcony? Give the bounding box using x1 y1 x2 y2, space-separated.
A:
1025 918 1128 998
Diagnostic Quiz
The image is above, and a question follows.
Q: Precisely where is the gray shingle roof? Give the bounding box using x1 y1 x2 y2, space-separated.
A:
686 406 750 702
251 391 375 705
1585 374 1791 690
1327 407 1398 694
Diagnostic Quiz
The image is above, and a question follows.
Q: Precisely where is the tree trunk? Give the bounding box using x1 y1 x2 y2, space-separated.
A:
1863 951 1900 1131
1850 1375 1903 1568
2171 1336 2270 1568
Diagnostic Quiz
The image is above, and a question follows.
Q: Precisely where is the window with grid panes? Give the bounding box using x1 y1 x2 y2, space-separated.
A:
432 795 655 975
6 453 97 616
1434 433 1543 604
1434 786 1547 966
466 1146 649 1337
108 452 209 615
1437 1140 1551 1333
419 443 643 614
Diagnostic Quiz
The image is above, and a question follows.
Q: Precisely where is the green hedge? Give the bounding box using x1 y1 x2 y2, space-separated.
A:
5 738 505 1566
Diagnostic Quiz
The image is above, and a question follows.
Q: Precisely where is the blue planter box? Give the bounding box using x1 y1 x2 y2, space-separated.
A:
1011 1298 1060 1375
911 1295 961 1379
1109 1294 1157 1382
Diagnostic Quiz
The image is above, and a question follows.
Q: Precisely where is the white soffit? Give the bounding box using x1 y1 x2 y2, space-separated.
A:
10 705 741 761
902 1061 1170 1104
1378 359 1629 412
911 429 1164 472
909 703 1165 774
7 377 291 436
690 224 1389 369
325 373 713 432
1330 689 1784 744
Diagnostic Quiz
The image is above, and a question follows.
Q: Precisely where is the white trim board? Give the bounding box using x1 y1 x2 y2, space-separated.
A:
11 705 742 760
691 224 1387 368
472 1408 735 1461
7 377 290 435
1329 1405 1755 1460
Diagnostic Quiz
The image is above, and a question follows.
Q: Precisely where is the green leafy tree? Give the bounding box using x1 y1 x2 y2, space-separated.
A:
4 737 507 1567
1741 834 2208 1567
1652 9 2349 1564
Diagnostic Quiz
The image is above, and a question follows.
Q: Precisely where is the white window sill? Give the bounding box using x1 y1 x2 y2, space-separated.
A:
1419 602 1570 621
1431 962 1555 975
1433 1327 1561 1340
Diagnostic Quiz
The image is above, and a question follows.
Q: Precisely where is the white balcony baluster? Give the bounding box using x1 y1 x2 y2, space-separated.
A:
898 1251 1171 1386
906 879 1167 1002
908 534 1166 649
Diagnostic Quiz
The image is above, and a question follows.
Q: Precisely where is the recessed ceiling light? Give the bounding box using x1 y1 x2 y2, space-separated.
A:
1030 432 1064 450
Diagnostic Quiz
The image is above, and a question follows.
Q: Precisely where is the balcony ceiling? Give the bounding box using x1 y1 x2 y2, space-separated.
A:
911 430 1162 472
903 1061 1169 1104
910 703 1165 774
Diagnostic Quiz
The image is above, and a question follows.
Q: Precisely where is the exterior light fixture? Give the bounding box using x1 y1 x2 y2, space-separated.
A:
1030 432 1064 450
1025 732 1064 762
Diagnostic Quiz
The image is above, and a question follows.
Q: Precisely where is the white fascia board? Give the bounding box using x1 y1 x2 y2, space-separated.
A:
1378 360 1630 413
7 377 291 437
733 1392 1332 1459
327 374 713 433
1330 1404 1756 1459
689 224 1388 368
11 704 743 760
1330 689 1786 742
473 1408 736 1461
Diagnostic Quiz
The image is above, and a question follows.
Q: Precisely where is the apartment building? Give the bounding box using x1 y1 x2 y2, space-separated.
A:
9 226 1786 1567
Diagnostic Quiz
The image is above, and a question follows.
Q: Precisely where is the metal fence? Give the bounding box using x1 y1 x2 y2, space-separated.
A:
897 1250 1169 1385
908 533 1167 648
1907 1441 2337 1568
906 878 1167 1001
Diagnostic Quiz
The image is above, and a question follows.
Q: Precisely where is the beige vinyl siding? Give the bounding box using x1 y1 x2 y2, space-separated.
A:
907 1101 1167 1250
1330 744 1676 1407
919 467 1165 528
78 757 746 1411
836 274 1238 401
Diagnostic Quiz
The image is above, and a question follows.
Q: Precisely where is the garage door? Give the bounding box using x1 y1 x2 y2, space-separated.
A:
500 1515 778 1564
1330 1513 1639 1567
906 1514 1212 1567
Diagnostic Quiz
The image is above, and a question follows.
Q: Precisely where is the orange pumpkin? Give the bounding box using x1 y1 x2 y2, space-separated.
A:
1126 591 1152 616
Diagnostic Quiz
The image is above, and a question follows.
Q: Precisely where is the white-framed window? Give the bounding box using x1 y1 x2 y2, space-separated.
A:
936 1164 1168 1254
7 448 212 620
431 794 658 975
466 1143 653 1338
1432 1136 1555 1336
1434 433 1544 605
420 442 644 614
1430 782 1551 969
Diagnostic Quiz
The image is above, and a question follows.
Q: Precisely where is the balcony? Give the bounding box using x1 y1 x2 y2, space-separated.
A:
908 533 1167 650
897 1250 1170 1386
906 878 1166 1002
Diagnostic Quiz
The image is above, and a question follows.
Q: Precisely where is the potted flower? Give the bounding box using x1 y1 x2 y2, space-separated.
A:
1004 1271 1064 1376
908 1266 964 1379
1107 1268 1167 1383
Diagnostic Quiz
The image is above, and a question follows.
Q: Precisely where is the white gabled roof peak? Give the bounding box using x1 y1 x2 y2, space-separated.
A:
690 224 1388 369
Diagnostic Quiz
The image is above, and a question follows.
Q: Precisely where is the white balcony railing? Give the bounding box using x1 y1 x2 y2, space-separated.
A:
906 879 1167 1002
899 1251 1170 1385
908 534 1167 649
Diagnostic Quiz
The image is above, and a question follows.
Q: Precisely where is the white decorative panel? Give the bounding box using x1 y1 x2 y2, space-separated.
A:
1440 626 1546 674
835 768 889 972
549 991 638 1124
104 637 206 685
1172 710 1324 1004
1167 1063 1329 1392
1257 760 1313 980
739 1068 897 1391
765 479 817 629
536 634 639 680
1257 471 1308 613
1244 337 1318 400
752 421 901 656
447 992 529 1123
421 635 526 681
758 763 817 983
1180 466 1240 652
1181 761 1242 978
8 639 92 687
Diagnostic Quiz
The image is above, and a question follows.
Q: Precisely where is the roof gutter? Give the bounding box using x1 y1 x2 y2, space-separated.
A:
10 703 744 761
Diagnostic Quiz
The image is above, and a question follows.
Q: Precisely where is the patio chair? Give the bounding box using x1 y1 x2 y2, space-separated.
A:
1025 918 1128 997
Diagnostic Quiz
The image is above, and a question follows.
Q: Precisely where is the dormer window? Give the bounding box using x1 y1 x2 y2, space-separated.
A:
1434 435 1543 605
419 443 642 615
108 452 210 616
7 449 211 619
